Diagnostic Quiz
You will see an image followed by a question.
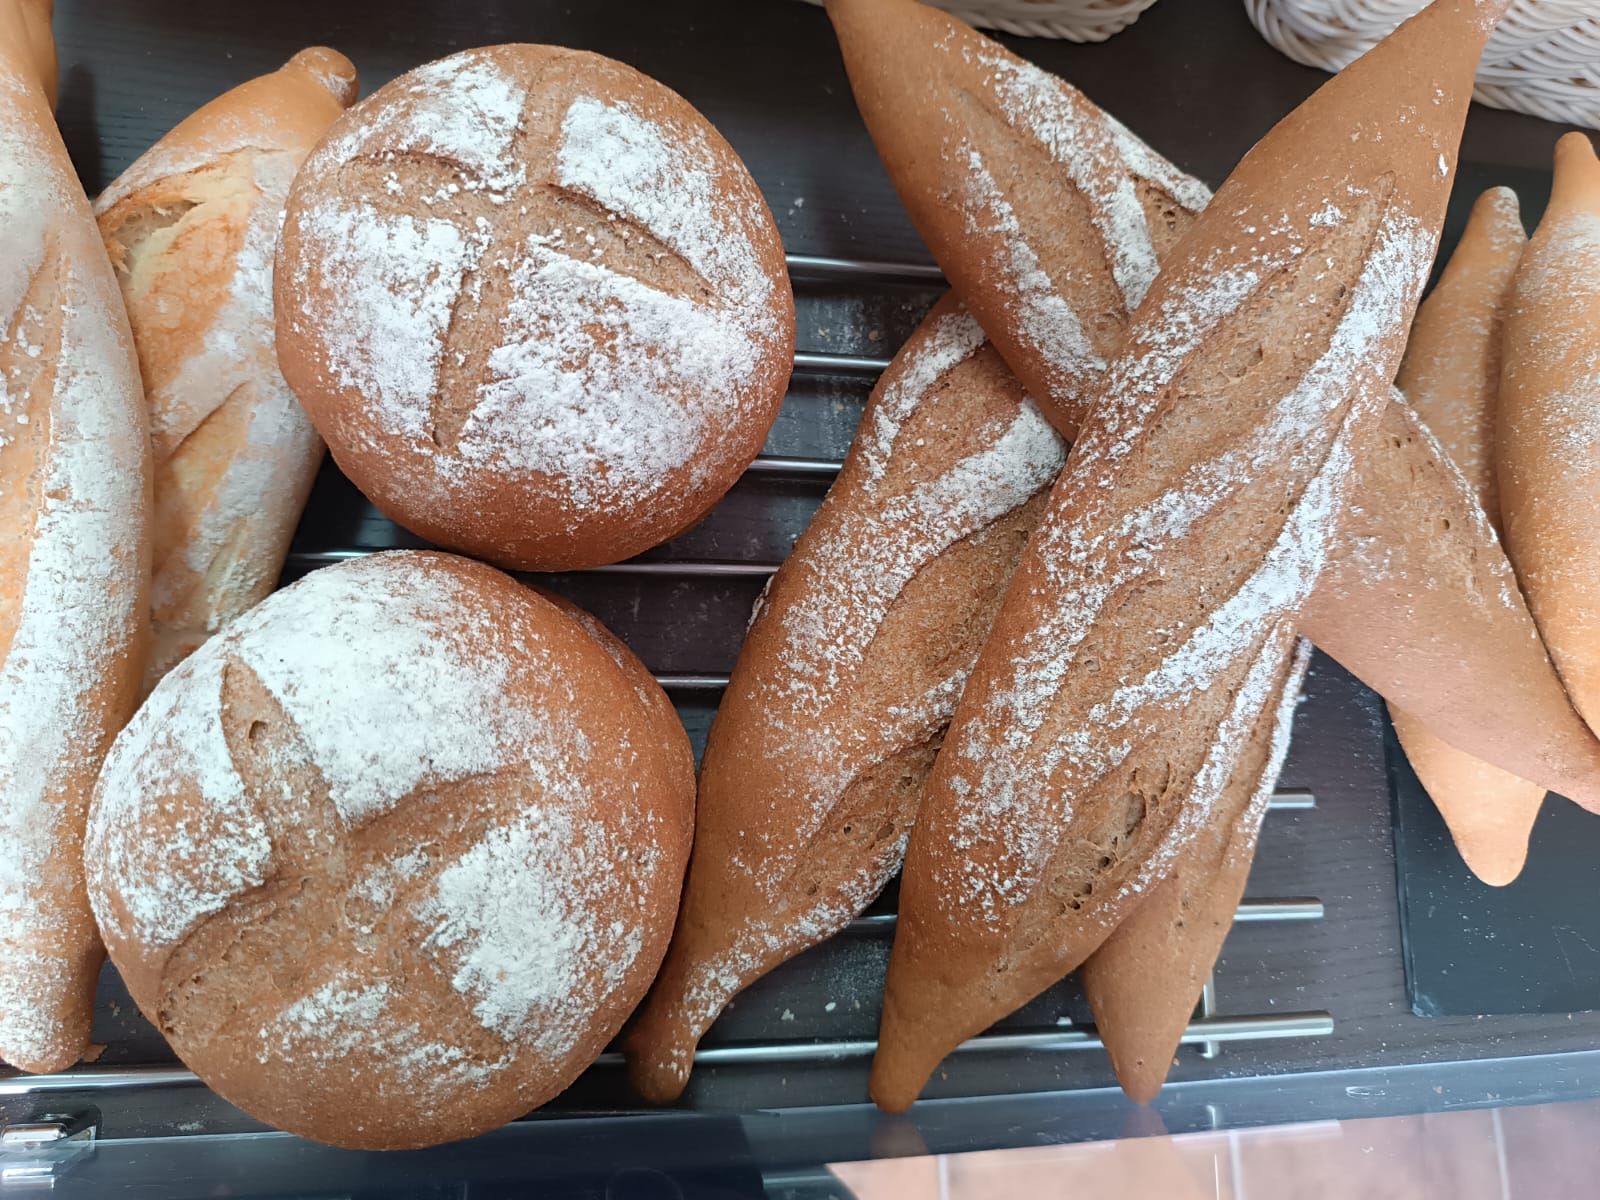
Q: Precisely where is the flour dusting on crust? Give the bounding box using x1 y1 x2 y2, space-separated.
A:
86 553 674 1088
284 47 788 532
0 64 146 1068
652 306 1064 1059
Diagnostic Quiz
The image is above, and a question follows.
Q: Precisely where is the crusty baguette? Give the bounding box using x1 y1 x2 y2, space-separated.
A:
826 0 1600 812
1383 187 1542 887
838 0 1503 1111
1081 638 1310 1104
624 295 1065 1102
96 49 358 692
1498 133 1600 735
0 0 151 1072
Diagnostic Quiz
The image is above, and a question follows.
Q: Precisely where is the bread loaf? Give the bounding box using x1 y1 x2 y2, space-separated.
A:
846 0 1501 1111
826 0 1600 809
1498 133 1600 735
624 295 1065 1102
0 0 150 1073
276 45 794 572
1081 638 1310 1104
95 49 357 692
1382 187 1542 887
85 552 694 1149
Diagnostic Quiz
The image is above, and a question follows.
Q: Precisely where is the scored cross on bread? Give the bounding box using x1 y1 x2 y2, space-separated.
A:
275 46 794 573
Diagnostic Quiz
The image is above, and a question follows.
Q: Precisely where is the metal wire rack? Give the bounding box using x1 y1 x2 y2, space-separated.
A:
0 250 1332 1114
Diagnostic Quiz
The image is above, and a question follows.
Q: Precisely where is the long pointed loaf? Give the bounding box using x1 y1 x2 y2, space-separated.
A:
1498 133 1600 738
845 0 1503 1111
624 296 1065 1101
1383 186 1542 887
0 0 151 1072
95 49 359 691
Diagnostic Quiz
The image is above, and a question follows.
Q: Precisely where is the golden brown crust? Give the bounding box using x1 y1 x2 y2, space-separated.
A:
1304 395 1600 808
95 49 358 692
85 552 693 1149
841 0 1499 1112
1398 187 1526 525
1383 187 1543 886
276 45 794 572
623 295 1063 1102
1499 133 1600 738
0 0 150 1073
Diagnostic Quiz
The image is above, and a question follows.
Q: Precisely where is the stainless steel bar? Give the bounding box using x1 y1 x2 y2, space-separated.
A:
586 1012 1333 1067
1270 789 1318 810
792 350 893 375
741 455 846 478
285 551 783 576
0 1014 1332 1093
1234 898 1324 922
582 561 778 579
0 1066 200 1094
1198 976 1223 1059
784 253 945 283
653 674 732 691
844 896 1323 935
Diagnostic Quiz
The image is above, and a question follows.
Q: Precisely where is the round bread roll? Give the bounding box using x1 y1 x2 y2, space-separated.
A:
84 551 694 1150
275 45 795 572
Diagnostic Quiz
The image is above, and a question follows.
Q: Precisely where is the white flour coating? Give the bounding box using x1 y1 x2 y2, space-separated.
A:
265 976 511 1099
1242 637 1315 833
421 804 651 1056
557 94 771 301
471 236 751 507
0 65 145 1065
324 52 527 191
1101 628 1308 923
88 552 671 1079
289 49 784 521
85 651 269 949
971 45 1203 309
300 200 479 439
766 309 1062 859
935 207 1432 924
944 37 1210 416
87 555 558 948
962 144 1103 392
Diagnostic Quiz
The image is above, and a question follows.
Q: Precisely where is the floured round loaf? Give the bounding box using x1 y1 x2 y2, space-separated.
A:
275 45 794 571
84 551 694 1150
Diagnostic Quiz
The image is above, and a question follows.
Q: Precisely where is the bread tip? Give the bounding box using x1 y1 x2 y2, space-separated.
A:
1461 849 1529 888
1475 184 1523 226
868 1023 943 1113
1554 129 1600 177
867 1061 918 1115
621 1039 693 1105
287 46 358 109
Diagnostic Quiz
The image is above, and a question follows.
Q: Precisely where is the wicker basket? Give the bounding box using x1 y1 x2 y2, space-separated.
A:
795 0 1161 42
1245 0 1600 129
